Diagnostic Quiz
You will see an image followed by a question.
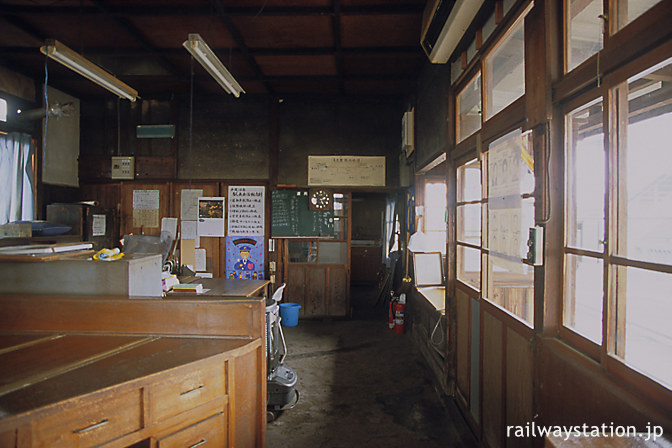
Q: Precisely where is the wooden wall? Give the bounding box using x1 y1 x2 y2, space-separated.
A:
414 62 451 170
78 95 404 189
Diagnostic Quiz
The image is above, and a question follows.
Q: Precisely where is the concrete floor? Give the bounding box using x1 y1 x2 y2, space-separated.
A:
265 286 478 448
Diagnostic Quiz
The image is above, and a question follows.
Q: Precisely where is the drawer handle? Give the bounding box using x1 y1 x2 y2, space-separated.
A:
180 384 204 396
73 418 109 434
188 439 207 448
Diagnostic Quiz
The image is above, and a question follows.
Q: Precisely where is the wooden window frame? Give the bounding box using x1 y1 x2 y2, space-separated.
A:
482 6 529 121
559 42 672 403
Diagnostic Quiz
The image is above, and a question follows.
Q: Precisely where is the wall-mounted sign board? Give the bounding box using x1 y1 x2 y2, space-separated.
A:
308 155 385 187
271 190 334 238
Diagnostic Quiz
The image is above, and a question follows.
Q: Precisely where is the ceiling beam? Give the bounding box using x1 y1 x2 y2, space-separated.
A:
332 0 345 95
1 4 424 17
87 0 186 83
2 46 423 57
209 0 274 96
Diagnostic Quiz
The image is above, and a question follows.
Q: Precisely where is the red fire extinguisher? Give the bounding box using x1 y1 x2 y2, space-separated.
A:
388 292 397 331
394 293 406 334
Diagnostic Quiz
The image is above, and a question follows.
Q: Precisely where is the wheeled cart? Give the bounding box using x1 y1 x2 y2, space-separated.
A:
266 284 299 421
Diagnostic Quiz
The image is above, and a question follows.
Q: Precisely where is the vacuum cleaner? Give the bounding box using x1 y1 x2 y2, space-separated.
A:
266 283 299 421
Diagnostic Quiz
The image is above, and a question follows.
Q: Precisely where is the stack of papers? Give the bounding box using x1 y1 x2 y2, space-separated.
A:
172 283 204 293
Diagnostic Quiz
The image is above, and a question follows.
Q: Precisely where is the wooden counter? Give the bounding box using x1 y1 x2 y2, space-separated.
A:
0 334 261 447
0 291 267 448
170 278 270 298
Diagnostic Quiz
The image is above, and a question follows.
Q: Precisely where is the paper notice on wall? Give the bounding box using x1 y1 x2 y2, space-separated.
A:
92 214 106 237
161 217 178 242
133 190 160 209
308 155 385 186
195 248 207 272
488 131 524 274
181 189 203 221
225 236 265 280
133 190 160 228
228 185 265 236
181 220 200 247
133 209 159 228
198 197 225 237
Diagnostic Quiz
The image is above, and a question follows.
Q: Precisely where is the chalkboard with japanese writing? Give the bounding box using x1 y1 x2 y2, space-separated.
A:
271 190 334 237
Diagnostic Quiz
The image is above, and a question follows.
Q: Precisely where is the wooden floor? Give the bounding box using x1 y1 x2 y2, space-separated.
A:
265 285 477 448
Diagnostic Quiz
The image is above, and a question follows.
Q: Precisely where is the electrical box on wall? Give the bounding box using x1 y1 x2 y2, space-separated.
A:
402 109 415 157
526 226 544 266
111 156 135 179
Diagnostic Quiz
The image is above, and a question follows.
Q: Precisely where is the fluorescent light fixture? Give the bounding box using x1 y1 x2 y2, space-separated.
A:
183 33 245 97
40 39 138 102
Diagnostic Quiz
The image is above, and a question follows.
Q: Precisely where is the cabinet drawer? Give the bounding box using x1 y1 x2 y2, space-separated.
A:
31 388 142 447
156 412 226 448
150 360 225 423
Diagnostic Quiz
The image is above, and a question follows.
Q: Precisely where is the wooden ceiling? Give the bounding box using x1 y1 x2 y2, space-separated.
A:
0 0 428 100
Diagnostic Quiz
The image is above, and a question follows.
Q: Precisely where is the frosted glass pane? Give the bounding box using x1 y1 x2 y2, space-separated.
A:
565 98 605 252
622 267 672 389
563 254 603 344
485 15 525 119
566 0 603 72
457 73 482 142
621 58 672 265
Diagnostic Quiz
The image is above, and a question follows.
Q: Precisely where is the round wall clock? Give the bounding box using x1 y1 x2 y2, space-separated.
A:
309 188 333 211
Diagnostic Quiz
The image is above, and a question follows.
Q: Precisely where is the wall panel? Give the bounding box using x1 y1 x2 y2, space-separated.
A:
506 328 533 448
482 310 504 448
456 289 470 402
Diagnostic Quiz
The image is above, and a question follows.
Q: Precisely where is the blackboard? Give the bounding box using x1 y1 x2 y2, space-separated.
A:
271 190 334 237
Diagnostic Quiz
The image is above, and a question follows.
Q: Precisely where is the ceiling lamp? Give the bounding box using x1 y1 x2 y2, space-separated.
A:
40 40 138 102
183 33 245 98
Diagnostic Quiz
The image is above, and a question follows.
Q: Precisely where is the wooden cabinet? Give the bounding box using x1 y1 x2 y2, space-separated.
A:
0 292 267 448
0 336 256 448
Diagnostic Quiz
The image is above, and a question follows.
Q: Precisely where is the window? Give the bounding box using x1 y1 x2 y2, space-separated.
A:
565 0 603 72
0 133 35 225
425 182 447 254
484 14 525 119
614 0 663 31
564 97 605 343
563 57 672 389
288 192 349 265
457 159 482 291
484 129 535 325
457 73 482 143
616 58 672 388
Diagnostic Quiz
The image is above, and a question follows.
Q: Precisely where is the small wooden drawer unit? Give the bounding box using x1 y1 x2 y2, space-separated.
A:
149 360 225 424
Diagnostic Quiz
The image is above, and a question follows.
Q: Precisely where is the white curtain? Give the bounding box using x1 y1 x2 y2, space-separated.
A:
0 133 35 225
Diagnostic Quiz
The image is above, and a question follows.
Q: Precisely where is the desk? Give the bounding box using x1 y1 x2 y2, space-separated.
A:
0 293 267 447
0 333 261 447
173 278 270 298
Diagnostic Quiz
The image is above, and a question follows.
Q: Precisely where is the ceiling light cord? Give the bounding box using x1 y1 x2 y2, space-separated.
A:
188 54 194 189
43 51 49 164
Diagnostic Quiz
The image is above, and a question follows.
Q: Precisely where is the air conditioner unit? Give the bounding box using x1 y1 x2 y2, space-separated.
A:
402 109 414 157
420 0 485 63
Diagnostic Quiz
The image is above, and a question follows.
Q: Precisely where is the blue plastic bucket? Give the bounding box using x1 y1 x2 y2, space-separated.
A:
279 302 301 327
